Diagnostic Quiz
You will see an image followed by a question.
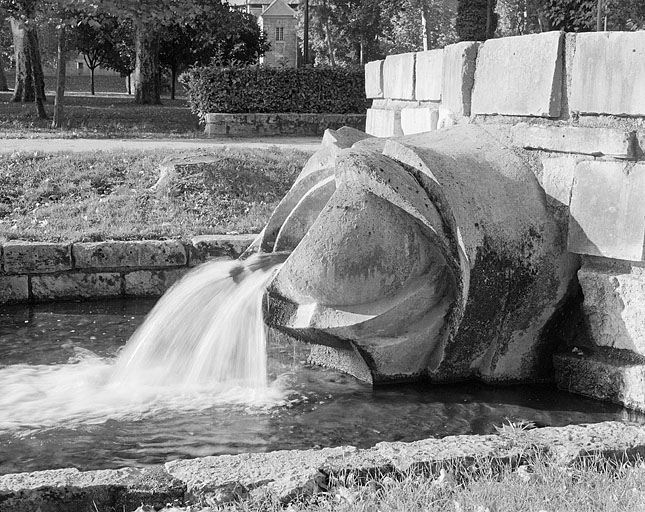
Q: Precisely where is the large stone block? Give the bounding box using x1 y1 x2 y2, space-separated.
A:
383 52 416 100
125 269 189 296
554 352 645 412
32 272 122 300
511 123 637 158
0 275 29 303
3 241 72 274
189 234 255 266
471 31 563 117
442 41 479 116
578 264 645 355
364 59 384 99
365 108 403 138
568 161 645 261
570 32 645 115
401 107 439 135
539 155 587 206
415 49 443 101
74 240 187 269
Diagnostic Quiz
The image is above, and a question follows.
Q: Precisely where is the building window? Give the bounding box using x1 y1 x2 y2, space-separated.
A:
275 26 284 41
77 62 84 70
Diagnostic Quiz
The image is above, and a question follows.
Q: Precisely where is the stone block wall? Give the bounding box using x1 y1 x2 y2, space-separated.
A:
365 30 645 411
0 235 255 304
204 113 366 137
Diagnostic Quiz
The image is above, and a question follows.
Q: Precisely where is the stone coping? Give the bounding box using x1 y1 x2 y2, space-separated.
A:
0 234 257 303
1 421 645 510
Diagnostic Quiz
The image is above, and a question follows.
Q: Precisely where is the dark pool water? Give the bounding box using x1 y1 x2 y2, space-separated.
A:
0 299 642 476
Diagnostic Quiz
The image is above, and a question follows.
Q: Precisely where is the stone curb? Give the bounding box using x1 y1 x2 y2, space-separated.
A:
0 235 257 304
1 421 644 511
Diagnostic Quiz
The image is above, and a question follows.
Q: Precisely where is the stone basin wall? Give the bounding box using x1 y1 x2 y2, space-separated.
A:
0 235 255 304
364 30 645 410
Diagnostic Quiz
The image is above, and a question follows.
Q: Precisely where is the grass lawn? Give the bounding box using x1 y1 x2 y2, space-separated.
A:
1 91 203 139
0 147 312 243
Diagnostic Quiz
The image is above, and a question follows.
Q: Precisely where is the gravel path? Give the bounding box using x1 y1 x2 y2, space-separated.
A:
0 136 322 154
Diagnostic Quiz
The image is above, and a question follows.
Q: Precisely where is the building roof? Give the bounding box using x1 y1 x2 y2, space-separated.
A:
259 0 296 17
229 0 299 7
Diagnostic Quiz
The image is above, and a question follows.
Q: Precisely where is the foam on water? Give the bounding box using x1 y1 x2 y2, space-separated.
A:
0 254 289 433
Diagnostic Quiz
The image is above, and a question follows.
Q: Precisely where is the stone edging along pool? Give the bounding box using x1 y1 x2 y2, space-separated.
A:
0 235 256 304
1 421 645 510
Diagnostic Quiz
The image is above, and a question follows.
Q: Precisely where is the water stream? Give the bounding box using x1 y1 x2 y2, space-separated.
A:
0 255 643 475
0 254 290 432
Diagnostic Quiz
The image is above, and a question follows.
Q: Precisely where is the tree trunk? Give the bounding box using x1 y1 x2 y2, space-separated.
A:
52 27 67 129
0 54 7 91
32 30 46 101
171 66 176 100
26 27 47 119
421 2 430 50
91 67 96 95
134 21 161 105
10 18 34 102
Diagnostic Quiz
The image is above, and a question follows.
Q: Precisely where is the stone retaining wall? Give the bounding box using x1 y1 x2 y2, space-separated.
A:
1 421 644 511
0 235 255 304
204 113 366 137
364 30 645 411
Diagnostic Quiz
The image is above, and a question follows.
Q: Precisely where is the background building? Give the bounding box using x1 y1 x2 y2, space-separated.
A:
230 0 300 68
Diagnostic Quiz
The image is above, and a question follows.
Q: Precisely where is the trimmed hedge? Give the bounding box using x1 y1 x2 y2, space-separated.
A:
180 65 369 121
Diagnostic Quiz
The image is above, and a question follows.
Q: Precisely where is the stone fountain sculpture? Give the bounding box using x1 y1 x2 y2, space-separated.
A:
253 125 577 385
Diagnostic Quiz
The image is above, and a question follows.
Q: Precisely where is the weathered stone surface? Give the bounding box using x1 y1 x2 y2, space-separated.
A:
3 241 72 274
568 161 645 261
74 240 187 269
539 155 588 206
265 125 576 383
0 466 185 512
555 352 645 412
4 422 645 510
189 234 255 266
125 269 189 296
383 52 416 100
578 264 645 355
570 31 645 115
32 272 122 300
166 447 356 503
365 108 403 138
441 41 479 116
0 275 29 303
273 176 336 252
400 107 439 135
471 31 563 117
204 113 366 137
415 49 443 101
511 123 637 158
364 59 384 99
321 126 372 150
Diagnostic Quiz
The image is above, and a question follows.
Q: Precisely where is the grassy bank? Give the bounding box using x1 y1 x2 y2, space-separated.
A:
221 454 645 512
0 91 201 139
0 147 312 242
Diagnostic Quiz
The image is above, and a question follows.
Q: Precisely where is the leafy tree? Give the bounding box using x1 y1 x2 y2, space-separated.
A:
380 0 457 54
495 0 548 35
75 15 119 95
159 7 268 100
300 0 384 67
456 0 497 40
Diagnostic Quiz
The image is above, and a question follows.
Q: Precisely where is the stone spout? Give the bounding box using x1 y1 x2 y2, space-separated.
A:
260 125 577 385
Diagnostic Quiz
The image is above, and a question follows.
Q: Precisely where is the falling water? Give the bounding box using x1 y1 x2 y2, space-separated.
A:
0 253 289 431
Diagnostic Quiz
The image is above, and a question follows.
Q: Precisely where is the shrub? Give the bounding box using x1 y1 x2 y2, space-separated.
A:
180 65 369 122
